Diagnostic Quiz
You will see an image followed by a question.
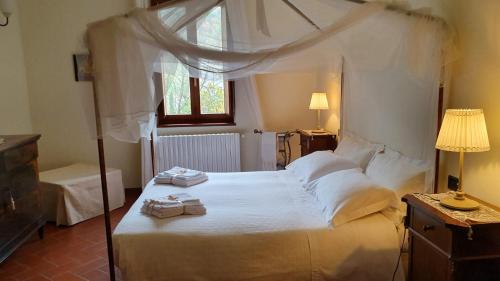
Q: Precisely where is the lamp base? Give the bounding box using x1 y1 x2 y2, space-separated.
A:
312 128 326 134
440 196 480 211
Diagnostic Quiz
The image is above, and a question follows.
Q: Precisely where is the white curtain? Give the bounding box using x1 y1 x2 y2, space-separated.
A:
86 1 386 142
86 0 452 148
340 12 447 192
141 124 157 189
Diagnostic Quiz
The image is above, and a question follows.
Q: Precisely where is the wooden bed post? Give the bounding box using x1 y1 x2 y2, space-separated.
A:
339 56 345 138
92 79 116 281
433 85 444 193
150 131 156 176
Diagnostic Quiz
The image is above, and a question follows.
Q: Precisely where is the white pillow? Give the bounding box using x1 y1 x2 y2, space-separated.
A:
308 168 399 226
365 147 431 198
286 151 358 183
333 132 381 170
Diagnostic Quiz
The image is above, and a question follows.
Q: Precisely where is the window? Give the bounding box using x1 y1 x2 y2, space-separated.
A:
156 5 235 127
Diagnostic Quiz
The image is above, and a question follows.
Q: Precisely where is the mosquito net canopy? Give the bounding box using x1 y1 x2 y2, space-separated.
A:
87 0 452 188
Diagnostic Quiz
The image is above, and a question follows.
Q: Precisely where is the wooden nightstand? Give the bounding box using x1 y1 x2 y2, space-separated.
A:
402 194 500 281
298 130 337 157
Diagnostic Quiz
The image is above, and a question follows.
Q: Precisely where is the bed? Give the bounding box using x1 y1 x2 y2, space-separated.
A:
113 169 405 281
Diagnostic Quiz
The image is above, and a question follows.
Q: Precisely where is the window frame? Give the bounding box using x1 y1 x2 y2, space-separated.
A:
152 0 235 128
155 73 236 128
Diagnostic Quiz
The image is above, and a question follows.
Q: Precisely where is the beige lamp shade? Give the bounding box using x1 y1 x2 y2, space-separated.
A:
309 92 329 110
436 109 490 152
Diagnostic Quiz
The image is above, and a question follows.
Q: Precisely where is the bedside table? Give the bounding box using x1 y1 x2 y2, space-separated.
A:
298 130 337 156
402 194 500 281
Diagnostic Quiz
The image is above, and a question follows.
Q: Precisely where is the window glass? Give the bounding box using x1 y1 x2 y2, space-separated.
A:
196 6 223 50
199 74 227 114
159 7 185 29
162 63 191 115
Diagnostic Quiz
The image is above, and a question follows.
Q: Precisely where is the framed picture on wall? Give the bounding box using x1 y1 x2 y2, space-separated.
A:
73 54 93 82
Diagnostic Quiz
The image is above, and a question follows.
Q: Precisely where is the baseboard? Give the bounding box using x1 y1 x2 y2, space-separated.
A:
125 187 142 197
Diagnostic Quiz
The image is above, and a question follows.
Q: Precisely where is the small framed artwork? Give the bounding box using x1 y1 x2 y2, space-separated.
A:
73 54 93 81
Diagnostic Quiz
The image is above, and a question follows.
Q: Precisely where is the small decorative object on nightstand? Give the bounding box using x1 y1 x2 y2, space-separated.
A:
298 130 337 157
435 109 490 210
403 193 500 281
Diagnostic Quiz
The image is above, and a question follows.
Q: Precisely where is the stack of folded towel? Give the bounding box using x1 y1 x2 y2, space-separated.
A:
141 193 206 219
154 166 208 187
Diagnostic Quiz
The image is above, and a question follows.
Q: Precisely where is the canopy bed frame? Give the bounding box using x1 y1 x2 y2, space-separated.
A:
87 1 448 280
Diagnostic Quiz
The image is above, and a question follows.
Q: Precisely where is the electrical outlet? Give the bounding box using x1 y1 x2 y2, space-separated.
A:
448 175 459 191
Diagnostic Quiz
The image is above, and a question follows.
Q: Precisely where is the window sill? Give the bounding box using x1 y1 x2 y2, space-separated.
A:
157 122 236 128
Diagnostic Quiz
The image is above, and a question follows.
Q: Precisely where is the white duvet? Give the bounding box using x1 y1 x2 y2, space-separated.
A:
113 171 404 281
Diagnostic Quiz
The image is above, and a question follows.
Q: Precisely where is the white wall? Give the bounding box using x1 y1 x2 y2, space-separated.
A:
0 1 32 135
439 0 500 207
17 0 141 188
256 72 341 161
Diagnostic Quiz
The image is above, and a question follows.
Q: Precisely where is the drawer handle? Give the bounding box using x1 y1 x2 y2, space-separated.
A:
422 224 434 232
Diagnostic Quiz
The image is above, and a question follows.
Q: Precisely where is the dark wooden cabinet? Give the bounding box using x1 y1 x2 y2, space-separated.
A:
403 194 500 281
0 135 44 263
298 130 337 156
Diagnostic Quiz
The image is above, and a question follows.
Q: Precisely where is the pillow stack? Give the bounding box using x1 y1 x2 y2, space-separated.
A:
286 131 428 227
333 132 382 170
286 151 358 183
307 168 399 226
365 147 431 198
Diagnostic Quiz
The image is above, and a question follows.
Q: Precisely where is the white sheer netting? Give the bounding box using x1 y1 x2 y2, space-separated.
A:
87 0 454 190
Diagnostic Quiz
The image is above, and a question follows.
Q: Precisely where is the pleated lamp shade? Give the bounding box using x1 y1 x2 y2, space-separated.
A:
436 109 490 152
309 93 329 110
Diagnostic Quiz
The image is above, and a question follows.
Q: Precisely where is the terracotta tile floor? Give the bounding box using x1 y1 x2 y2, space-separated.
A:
0 189 141 281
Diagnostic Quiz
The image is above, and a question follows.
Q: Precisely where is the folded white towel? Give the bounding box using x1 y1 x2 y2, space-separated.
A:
184 202 206 215
141 193 206 219
168 193 201 204
141 200 184 218
144 197 179 206
154 166 208 187
172 174 208 187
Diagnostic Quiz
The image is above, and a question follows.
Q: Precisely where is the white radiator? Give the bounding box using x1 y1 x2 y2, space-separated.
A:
156 133 241 173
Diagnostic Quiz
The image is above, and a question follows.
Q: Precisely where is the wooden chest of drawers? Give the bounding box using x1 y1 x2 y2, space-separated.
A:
0 135 44 263
403 194 500 281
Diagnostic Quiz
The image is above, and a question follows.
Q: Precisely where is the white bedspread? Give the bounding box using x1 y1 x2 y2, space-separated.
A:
113 171 404 281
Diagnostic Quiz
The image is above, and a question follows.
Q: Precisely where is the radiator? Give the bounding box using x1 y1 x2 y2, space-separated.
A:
156 133 241 173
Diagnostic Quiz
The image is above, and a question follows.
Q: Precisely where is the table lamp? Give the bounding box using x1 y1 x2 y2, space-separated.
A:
309 92 329 133
435 109 490 210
